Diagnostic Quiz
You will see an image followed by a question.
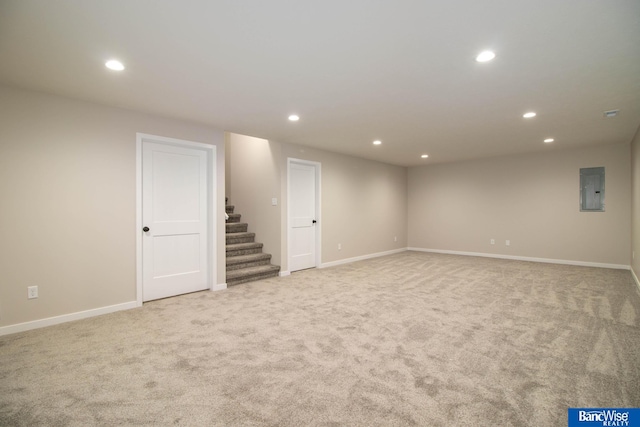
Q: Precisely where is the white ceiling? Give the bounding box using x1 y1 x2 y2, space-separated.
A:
1 0 639 166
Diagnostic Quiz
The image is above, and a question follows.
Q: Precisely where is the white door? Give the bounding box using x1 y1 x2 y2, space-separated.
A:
142 141 209 301
289 160 319 272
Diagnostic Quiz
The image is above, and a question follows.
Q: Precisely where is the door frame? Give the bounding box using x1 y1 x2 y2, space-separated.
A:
286 158 321 273
136 133 217 306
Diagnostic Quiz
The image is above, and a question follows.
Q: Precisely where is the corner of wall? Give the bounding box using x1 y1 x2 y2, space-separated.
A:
224 132 232 200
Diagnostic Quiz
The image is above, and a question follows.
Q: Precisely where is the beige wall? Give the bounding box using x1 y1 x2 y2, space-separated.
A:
408 143 631 266
631 125 640 281
227 134 408 273
0 85 226 329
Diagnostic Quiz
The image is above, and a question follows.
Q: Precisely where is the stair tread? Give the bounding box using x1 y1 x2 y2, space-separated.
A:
226 253 271 265
226 231 254 236
226 264 280 280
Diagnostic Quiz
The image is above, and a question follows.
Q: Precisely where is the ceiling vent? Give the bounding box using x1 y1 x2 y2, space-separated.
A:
603 109 619 118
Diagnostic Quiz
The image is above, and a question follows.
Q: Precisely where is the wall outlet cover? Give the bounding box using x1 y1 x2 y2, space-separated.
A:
28 286 38 299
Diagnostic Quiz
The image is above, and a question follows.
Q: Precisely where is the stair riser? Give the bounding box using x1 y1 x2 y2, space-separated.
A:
225 205 234 214
226 259 271 271
226 247 263 257
226 223 248 233
227 214 241 223
227 271 279 287
226 235 255 244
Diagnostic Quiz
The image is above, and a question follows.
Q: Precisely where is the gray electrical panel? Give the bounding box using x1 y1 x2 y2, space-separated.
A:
580 167 605 212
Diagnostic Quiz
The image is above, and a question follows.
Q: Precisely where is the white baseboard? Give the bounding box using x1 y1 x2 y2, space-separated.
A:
408 247 630 270
279 271 291 277
631 267 640 292
320 248 408 269
0 301 138 337
211 283 227 291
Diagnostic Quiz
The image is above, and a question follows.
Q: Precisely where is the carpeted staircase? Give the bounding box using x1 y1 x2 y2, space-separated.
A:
226 202 280 286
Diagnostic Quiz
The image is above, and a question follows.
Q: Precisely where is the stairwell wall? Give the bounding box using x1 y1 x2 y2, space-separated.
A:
227 133 282 267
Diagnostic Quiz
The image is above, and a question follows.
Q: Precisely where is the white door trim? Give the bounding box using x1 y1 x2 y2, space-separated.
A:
136 133 217 306
286 158 321 272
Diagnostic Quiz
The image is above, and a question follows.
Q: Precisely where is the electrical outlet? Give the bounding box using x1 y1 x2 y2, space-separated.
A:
506 240 510 246
28 286 38 299
394 236 397 242
490 239 495 245
338 243 342 250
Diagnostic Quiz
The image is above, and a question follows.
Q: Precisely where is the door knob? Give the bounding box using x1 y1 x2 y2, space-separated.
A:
312 220 317 224
143 227 150 232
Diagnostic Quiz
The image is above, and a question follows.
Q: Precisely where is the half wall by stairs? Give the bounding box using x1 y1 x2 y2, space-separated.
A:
226 203 280 286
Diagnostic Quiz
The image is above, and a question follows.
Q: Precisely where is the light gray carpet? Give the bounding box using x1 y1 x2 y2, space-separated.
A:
1 251 639 426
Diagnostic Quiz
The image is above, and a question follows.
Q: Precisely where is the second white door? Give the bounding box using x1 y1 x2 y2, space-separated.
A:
288 160 318 272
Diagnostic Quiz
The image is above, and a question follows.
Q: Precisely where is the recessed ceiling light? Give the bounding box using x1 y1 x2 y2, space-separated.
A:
544 138 554 143
523 112 537 118
421 154 429 158
603 109 619 118
373 140 382 145
475 50 496 62
105 59 125 71
288 114 299 121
